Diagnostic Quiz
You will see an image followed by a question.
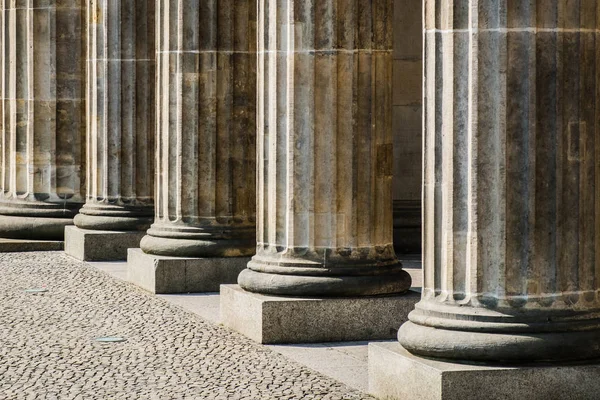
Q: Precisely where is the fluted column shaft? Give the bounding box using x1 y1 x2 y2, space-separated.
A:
75 0 155 232
140 0 256 257
237 0 411 296
399 0 600 362
0 1 86 240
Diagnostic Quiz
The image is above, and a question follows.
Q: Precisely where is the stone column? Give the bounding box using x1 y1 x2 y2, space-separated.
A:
128 0 256 293
398 0 600 363
237 0 411 297
64 0 156 261
0 1 86 242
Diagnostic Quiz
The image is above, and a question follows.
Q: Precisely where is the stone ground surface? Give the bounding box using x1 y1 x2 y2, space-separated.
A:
0 252 372 400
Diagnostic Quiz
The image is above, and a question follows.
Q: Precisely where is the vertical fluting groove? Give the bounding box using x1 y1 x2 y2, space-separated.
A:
257 0 265 250
240 0 410 297
76 0 155 231
142 0 256 257
594 1 600 297
423 0 436 298
440 2 454 300
0 0 4 193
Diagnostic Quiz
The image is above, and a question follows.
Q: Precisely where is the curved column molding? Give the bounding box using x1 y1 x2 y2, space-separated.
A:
0 1 86 240
75 0 155 232
140 0 256 257
237 0 411 297
399 0 600 362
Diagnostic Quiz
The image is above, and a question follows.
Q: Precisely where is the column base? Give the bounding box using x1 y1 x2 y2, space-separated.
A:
0 238 63 252
220 284 420 344
64 226 146 261
127 248 249 294
398 300 600 362
74 204 153 231
0 215 74 240
368 342 600 400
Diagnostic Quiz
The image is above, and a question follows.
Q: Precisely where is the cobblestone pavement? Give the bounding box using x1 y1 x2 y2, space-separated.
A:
0 252 372 400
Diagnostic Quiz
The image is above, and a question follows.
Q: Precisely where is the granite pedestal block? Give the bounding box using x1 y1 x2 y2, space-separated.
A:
220 284 420 344
0 238 63 252
368 342 600 400
64 226 145 261
127 249 250 294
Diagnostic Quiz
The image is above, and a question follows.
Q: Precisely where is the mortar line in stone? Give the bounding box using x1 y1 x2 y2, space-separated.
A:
156 50 253 54
87 59 154 62
427 28 600 34
262 49 392 55
7 7 79 10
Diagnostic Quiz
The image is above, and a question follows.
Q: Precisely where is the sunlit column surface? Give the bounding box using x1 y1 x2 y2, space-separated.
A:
237 0 412 296
399 0 600 362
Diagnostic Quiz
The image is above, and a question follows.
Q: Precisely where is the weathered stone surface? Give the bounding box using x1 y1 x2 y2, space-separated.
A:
128 249 249 294
238 0 411 297
64 226 145 261
0 1 86 240
221 284 420 344
369 343 600 400
0 238 63 252
140 0 256 258
74 0 155 233
398 1 600 362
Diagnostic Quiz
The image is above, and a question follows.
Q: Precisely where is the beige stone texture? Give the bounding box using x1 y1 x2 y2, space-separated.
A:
127 249 249 294
221 285 420 344
369 343 600 400
64 226 145 262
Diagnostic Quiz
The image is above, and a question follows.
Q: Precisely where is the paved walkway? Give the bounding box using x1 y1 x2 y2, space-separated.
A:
0 252 371 400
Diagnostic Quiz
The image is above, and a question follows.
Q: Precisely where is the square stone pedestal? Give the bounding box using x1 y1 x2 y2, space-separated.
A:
64 226 145 261
0 238 64 252
127 248 250 294
368 342 600 400
220 284 420 344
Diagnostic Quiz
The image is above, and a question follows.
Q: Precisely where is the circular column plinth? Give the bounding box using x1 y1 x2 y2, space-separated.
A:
0 200 81 240
74 204 154 231
398 301 600 363
238 251 412 297
140 223 256 258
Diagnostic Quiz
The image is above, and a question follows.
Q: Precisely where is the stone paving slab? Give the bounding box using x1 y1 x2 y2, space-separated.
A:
0 252 372 400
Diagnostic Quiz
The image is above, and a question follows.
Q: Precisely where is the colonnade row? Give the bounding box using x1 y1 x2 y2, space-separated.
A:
1 0 600 392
